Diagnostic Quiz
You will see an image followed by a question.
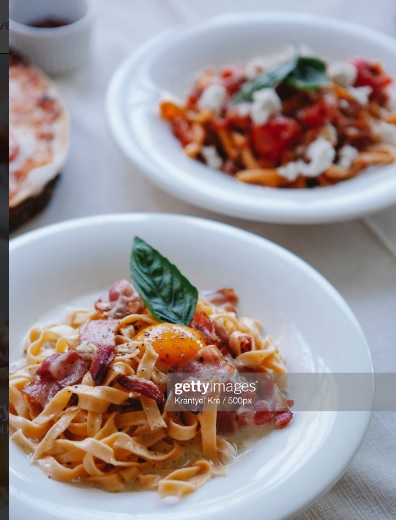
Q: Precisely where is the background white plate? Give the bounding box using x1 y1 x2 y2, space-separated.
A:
107 12 396 224
10 214 373 519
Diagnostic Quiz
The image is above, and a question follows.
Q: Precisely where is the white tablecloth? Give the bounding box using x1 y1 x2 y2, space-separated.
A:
11 0 396 519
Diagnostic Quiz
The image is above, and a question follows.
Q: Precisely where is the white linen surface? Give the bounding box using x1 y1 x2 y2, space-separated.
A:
12 0 396 519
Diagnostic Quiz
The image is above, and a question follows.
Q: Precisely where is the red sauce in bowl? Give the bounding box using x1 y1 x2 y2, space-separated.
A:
28 17 72 28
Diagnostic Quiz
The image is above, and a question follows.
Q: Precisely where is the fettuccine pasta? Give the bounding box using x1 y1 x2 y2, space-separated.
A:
10 279 292 497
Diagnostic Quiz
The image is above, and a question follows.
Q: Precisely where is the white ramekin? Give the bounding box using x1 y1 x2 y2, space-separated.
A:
10 0 96 75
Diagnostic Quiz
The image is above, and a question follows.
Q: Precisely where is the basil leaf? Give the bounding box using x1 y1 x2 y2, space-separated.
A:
233 55 298 103
233 54 329 103
130 237 198 326
286 56 329 91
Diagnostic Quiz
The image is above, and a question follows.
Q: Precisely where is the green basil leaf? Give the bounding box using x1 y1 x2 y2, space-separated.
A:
233 55 298 103
130 237 198 325
233 54 329 103
286 56 329 91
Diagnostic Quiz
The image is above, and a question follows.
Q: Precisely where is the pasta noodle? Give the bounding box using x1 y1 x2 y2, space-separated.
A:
9 281 292 498
160 49 396 188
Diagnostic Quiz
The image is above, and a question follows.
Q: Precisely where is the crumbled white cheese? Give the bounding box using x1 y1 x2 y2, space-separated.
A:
347 86 372 105
277 160 306 181
201 145 223 169
278 138 336 181
197 84 227 113
251 88 282 125
304 138 336 176
328 61 357 88
234 102 252 116
374 121 396 145
337 145 359 169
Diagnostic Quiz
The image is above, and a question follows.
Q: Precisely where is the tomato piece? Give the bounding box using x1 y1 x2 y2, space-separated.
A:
251 115 301 162
221 68 236 79
220 65 246 95
351 58 392 100
187 87 203 106
298 94 338 127
225 106 251 132
134 323 205 365
171 117 193 147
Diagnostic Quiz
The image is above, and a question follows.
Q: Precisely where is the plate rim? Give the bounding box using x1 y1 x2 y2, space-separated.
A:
10 213 374 519
106 11 396 224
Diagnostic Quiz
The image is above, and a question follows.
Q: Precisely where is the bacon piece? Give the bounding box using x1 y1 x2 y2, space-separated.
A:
202 288 239 312
216 411 236 433
218 377 293 432
108 279 134 301
95 279 144 319
22 377 62 408
79 319 119 385
23 351 90 408
174 345 235 377
37 351 90 386
217 405 293 432
175 346 292 425
174 343 292 431
239 334 253 354
190 310 230 355
274 411 293 428
117 375 165 405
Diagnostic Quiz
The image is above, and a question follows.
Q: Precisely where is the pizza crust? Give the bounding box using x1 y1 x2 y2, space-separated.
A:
9 51 69 228
9 175 60 232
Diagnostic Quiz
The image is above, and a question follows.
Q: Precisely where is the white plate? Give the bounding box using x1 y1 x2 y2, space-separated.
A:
106 12 396 224
10 213 373 519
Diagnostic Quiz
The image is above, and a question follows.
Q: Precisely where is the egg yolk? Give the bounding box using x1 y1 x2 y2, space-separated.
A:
134 323 205 365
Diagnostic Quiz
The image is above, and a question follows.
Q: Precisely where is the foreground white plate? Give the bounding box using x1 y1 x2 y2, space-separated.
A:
10 214 373 519
107 12 396 224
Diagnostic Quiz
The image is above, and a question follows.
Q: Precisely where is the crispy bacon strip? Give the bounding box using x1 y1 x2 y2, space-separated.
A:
190 310 230 355
117 375 165 405
22 377 62 409
95 279 144 319
79 319 119 385
202 288 239 312
239 334 253 353
174 345 235 376
23 351 90 408
37 351 90 387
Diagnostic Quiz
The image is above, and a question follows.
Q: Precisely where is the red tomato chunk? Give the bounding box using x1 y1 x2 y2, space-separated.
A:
352 58 392 100
251 115 301 162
